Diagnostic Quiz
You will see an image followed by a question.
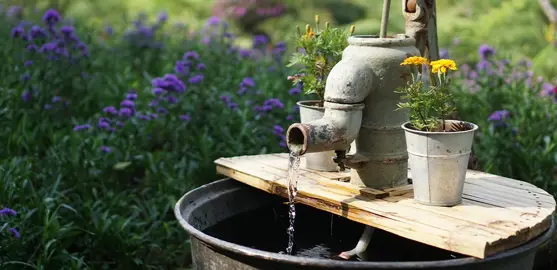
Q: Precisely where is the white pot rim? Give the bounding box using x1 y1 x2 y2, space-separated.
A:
401 120 479 135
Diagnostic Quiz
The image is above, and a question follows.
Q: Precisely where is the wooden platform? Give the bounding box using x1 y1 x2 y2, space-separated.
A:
214 153 556 259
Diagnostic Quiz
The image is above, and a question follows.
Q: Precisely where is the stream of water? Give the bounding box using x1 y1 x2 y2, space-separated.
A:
285 149 301 255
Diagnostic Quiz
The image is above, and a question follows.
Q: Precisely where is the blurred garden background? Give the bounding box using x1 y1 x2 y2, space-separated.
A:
0 0 556 269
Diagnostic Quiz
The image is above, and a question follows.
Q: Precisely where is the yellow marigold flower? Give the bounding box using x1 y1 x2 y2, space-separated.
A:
430 59 458 74
400 56 429 66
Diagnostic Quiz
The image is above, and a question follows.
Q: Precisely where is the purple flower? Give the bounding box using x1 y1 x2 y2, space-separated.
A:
542 83 555 96
488 110 510 122
21 90 32 102
119 107 134 118
39 42 59 53
196 63 206 70
43 9 61 25
100 146 111 153
105 25 113 36
139 115 150 121
28 25 47 39
184 51 200 61
289 87 301 95
264 98 284 109
60 26 74 37
175 61 190 74
98 121 110 129
440 48 449 59
0 207 17 216
180 114 191 121
189 74 204 84
253 35 269 47
9 228 20 239
478 44 495 59
240 77 255 88
286 115 293 121
167 95 178 104
52 96 61 103
239 49 252 58
157 11 168 23
73 124 91 131
126 93 138 100
149 100 159 107
273 125 284 135
476 60 491 73
103 106 118 115
20 73 31 81
27 44 38 52
228 103 239 110
24 60 33 67
152 74 186 93
151 88 163 96
120 100 135 108
44 104 52 110
149 113 158 119
206 16 221 26
220 95 232 104
10 26 25 38
272 42 287 55
157 107 169 114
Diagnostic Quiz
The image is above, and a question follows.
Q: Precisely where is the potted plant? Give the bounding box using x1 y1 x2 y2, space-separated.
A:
396 56 479 206
286 15 355 171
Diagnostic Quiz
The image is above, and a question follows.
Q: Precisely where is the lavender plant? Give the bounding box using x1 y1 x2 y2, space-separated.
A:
0 8 296 270
450 43 557 196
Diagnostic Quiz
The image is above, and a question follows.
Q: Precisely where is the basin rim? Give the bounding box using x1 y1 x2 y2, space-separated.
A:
175 178 555 269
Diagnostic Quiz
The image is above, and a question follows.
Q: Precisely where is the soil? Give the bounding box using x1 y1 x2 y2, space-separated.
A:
406 120 473 132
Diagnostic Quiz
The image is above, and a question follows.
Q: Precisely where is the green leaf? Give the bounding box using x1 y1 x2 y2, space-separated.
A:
113 161 132 170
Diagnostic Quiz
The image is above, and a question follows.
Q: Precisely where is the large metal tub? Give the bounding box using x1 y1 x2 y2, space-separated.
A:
175 178 555 270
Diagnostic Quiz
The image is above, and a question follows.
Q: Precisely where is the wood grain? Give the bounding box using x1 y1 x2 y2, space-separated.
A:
214 153 556 259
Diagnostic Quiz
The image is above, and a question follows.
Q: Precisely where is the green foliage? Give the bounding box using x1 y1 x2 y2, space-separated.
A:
395 59 458 132
451 53 557 197
0 9 297 270
286 16 353 102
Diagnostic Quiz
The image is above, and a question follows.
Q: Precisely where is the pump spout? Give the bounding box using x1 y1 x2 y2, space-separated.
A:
285 57 372 156
286 102 364 155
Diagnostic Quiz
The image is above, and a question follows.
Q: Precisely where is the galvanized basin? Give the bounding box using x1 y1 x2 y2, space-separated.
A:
175 178 555 270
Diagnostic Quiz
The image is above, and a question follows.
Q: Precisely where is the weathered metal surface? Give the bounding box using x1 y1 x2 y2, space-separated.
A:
338 34 419 188
286 34 420 189
286 102 364 155
175 178 555 270
402 120 479 206
403 0 439 60
297 100 339 172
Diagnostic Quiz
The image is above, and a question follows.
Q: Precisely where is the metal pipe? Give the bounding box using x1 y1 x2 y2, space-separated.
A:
338 226 375 260
380 0 392 38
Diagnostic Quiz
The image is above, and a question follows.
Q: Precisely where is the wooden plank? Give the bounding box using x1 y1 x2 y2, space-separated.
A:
315 178 388 199
214 153 556 259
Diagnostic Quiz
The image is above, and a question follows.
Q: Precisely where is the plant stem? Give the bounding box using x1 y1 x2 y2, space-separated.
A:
418 109 428 130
